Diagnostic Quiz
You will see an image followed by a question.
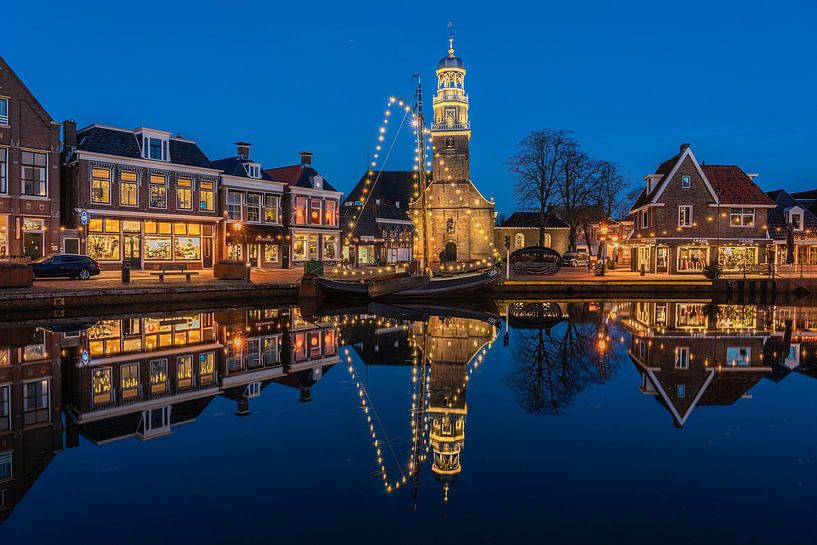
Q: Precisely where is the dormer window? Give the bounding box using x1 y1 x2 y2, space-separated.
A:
312 175 324 190
787 209 803 231
246 163 261 179
137 129 171 162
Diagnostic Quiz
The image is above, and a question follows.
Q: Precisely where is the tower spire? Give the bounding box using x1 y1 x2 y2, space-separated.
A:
448 22 454 57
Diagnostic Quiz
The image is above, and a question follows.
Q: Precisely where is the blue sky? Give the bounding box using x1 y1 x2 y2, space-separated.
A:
4 0 816 214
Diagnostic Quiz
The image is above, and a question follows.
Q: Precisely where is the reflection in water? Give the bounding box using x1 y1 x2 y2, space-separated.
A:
2 298 817 535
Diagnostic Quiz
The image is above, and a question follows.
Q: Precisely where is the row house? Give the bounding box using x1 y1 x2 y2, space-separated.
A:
0 56 61 259
266 152 342 266
61 123 221 270
629 144 775 275
493 212 570 255
341 170 416 266
766 189 817 265
623 301 772 427
211 143 286 268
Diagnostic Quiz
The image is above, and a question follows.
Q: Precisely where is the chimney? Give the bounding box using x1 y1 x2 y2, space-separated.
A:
299 151 313 166
235 141 251 159
63 119 77 149
680 143 690 152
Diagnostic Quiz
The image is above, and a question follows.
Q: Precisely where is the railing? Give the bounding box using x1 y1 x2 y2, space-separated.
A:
433 93 468 104
431 122 470 131
771 263 817 279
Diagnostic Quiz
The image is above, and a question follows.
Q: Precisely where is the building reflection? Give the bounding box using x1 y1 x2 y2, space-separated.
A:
0 325 62 522
623 301 773 427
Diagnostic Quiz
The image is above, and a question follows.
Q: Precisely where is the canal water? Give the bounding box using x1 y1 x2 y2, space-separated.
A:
0 299 815 544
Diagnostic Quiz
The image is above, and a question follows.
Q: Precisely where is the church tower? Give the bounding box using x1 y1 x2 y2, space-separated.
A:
410 26 496 268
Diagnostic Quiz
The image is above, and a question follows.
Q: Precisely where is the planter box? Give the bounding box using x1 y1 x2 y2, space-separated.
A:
214 262 248 280
0 267 34 288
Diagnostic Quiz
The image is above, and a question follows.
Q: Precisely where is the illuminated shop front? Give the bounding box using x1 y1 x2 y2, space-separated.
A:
629 237 770 275
717 246 758 272
84 214 217 269
291 230 339 264
225 224 287 269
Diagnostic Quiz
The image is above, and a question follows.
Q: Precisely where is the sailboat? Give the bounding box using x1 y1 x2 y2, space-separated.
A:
311 77 498 300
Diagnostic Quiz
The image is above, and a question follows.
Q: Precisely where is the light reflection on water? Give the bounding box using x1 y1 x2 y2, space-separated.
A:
0 298 816 544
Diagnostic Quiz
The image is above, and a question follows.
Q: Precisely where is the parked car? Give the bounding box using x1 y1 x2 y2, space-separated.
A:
31 255 101 280
562 250 590 267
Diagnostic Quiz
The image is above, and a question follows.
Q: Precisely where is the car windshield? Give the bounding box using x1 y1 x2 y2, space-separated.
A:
31 255 53 264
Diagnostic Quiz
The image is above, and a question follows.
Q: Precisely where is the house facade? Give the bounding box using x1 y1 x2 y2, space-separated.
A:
767 189 817 266
493 212 570 255
61 123 221 270
0 56 62 259
212 143 286 268
266 153 342 268
342 170 416 266
628 144 774 275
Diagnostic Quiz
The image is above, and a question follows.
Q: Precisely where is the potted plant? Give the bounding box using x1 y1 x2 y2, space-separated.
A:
0 260 34 288
214 259 249 280
703 262 722 280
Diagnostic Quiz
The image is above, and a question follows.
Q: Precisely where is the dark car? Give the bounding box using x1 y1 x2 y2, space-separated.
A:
562 250 590 267
31 254 101 280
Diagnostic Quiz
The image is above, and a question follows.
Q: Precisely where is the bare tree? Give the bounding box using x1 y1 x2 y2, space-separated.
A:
506 129 570 247
593 160 632 220
558 144 601 251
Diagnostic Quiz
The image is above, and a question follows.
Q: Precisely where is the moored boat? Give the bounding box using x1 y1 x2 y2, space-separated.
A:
313 268 498 300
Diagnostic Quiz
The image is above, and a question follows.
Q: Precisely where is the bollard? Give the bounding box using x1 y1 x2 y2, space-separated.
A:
246 264 251 282
121 261 131 283
640 263 645 276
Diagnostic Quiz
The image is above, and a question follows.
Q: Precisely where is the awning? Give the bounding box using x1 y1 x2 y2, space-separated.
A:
227 224 288 243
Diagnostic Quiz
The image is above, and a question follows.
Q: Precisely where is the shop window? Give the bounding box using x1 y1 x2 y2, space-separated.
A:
309 199 322 225
324 201 337 226
227 191 242 220
176 177 193 210
91 167 111 204
263 336 279 365
92 367 113 406
718 247 757 271
308 234 319 260
23 379 49 425
730 208 755 227
227 243 242 261
293 333 307 362
264 195 279 223
21 151 47 197
675 303 707 329
122 220 140 233
265 244 278 263
294 197 308 225
675 347 690 369
678 205 692 227
726 347 751 367
323 330 337 356
199 181 215 211
150 359 168 395
177 355 193 389
145 237 172 260
323 234 338 261
149 174 167 208
199 353 215 385
120 171 138 206
293 234 307 261
677 247 707 271
246 193 261 222
175 237 201 260
0 385 9 432
88 234 121 261
121 363 139 400
0 148 6 194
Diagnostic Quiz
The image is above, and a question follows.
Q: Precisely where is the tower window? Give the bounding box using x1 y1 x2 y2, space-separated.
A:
445 138 455 150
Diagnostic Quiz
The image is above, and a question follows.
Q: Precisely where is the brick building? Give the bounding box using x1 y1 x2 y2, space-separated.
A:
266 152 342 268
0 56 62 259
211 142 286 268
60 123 221 270
494 212 570 255
629 144 774 274
410 34 496 268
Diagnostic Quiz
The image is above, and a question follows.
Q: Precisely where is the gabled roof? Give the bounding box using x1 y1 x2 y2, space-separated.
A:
0 55 56 126
76 125 212 168
345 170 417 210
701 165 774 206
498 212 569 229
210 156 278 182
766 189 817 240
341 202 412 238
630 153 681 211
265 164 339 192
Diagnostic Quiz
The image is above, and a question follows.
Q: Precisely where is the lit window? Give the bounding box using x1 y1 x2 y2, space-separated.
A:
149 174 167 208
150 359 168 395
323 234 338 261
681 175 691 188
678 205 692 227
199 181 215 211
21 151 47 197
92 367 113 406
120 171 138 206
730 208 755 227
264 194 279 223
176 177 193 210
514 233 525 249
227 191 242 220
675 347 690 369
310 199 322 225
177 355 193 389
199 353 215 384
246 193 261 222
0 98 7 125
91 167 111 204
121 363 139 400
294 197 308 225
324 200 337 226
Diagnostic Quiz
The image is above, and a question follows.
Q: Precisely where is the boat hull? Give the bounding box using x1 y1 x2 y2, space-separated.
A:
314 268 499 300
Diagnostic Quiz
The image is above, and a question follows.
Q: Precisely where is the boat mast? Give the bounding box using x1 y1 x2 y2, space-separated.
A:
415 76 431 271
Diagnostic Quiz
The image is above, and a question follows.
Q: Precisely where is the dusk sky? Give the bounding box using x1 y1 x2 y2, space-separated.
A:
5 0 816 214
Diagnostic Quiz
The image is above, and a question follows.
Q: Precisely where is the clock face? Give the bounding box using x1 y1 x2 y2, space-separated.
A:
445 109 456 119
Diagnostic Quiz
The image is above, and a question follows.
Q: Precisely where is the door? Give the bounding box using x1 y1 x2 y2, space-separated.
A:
203 237 213 268
248 244 260 268
656 247 668 274
123 234 142 269
282 245 290 269
445 242 457 262
23 232 44 259
63 237 80 255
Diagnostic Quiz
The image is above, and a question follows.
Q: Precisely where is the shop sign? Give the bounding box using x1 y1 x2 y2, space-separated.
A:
81 350 90 366
639 238 656 245
693 239 709 245
738 239 754 245
80 211 88 226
